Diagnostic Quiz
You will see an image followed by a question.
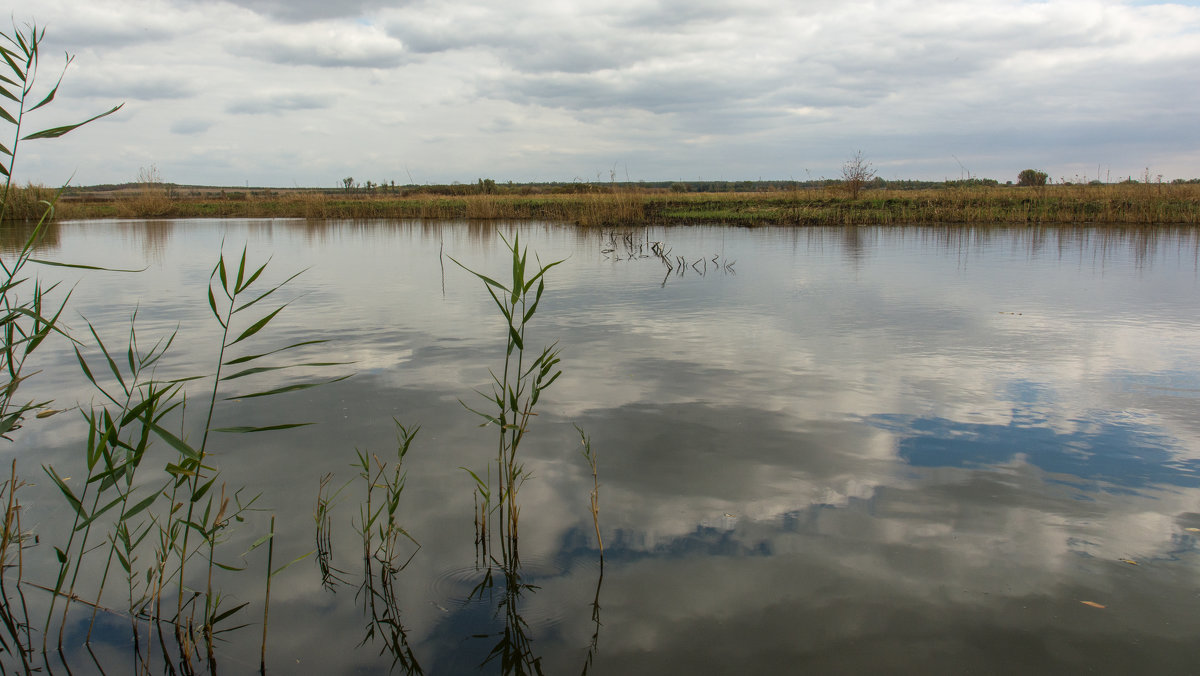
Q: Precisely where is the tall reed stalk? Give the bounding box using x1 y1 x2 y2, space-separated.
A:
352 420 423 673
576 425 602 556
452 232 563 565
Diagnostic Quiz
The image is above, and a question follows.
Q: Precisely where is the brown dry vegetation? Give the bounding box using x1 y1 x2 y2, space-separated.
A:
11 181 1200 226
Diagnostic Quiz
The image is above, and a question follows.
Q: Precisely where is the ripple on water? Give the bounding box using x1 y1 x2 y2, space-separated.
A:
429 554 577 631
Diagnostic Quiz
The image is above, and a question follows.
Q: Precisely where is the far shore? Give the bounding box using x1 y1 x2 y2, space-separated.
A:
8 181 1200 226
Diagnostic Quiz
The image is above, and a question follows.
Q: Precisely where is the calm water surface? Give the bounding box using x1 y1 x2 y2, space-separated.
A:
4 220 1200 674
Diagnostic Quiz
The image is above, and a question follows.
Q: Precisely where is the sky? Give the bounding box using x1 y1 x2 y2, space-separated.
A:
2 0 1199 188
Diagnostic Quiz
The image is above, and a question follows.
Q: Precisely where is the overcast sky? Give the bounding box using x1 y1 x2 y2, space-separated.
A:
2 0 1198 187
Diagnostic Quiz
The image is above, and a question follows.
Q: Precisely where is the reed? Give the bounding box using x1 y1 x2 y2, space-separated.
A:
355 419 420 573
351 421 423 674
42 314 181 653
0 461 33 672
314 472 351 590
452 232 563 566
575 424 602 556
11 246 348 674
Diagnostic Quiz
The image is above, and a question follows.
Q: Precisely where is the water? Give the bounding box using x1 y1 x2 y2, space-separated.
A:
3 220 1200 673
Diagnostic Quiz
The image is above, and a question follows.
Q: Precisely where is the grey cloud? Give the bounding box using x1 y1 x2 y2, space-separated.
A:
389 22 652 73
186 0 405 23
70 75 194 101
46 18 177 49
488 70 774 115
230 37 407 69
481 117 515 133
385 25 467 55
226 93 332 114
170 119 213 135
614 0 778 31
494 38 642 74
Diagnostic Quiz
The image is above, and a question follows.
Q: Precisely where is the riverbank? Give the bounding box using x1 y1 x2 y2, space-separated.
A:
14 182 1200 226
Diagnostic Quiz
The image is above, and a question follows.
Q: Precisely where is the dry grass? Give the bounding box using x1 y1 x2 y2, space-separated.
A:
42 182 1200 226
1 183 60 220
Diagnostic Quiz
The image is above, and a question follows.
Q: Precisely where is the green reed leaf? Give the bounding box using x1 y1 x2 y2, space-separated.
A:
508 325 523 351
233 268 305 314
74 345 97 388
75 493 126 531
45 466 85 519
447 255 509 292
0 50 23 82
164 462 197 479
214 423 315 433
211 601 249 623
522 297 540 324
247 532 273 551
121 490 159 522
207 285 225 327
485 285 512 322
229 305 286 346
223 339 328 365
119 395 159 427
460 467 488 491
27 64 69 112
458 399 500 427
23 103 123 140
237 260 268 295
28 258 145 272
192 476 216 503
220 361 349 381
224 374 351 399
235 246 247 292
272 550 314 577
149 422 201 461
539 369 562 391
11 26 31 56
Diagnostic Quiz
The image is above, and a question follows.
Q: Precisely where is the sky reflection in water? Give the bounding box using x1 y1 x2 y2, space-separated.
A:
5 220 1200 674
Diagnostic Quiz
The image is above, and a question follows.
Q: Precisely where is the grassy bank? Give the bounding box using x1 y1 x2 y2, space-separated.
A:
18 181 1200 226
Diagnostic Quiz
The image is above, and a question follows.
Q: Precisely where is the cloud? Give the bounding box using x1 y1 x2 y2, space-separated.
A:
6 0 203 49
170 118 213 135
226 92 333 114
229 22 408 68
68 71 195 101
193 0 404 23
4 0 1200 184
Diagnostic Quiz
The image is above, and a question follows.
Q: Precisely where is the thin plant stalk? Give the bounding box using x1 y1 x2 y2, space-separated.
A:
575 425 601 556
451 232 563 566
260 515 273 675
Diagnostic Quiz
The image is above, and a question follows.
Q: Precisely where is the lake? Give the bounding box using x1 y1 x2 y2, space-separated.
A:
3 219 1200 674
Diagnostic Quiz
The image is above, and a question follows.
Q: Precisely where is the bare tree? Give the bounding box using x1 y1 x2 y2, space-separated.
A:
841 150 875 199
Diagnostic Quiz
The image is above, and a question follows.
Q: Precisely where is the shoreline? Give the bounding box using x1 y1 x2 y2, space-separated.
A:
9 183 1200 226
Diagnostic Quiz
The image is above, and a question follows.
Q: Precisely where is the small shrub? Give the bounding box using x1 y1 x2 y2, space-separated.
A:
1017 169 1048 187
